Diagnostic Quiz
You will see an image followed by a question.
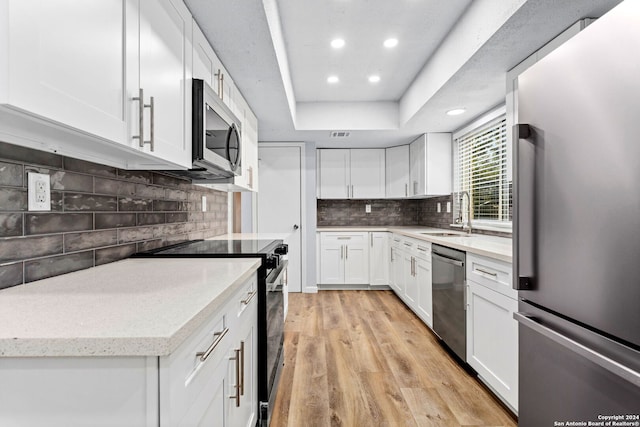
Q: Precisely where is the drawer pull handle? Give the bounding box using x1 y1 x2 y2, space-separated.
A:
230 347 241 407
239 341 245 395
196 327 229 362
241 289 257 305
417 246 428 251
337 237 351 240
476 268 498 277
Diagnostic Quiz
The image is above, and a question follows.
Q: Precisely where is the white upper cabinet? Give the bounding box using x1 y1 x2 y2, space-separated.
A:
317 149 385 199
193 21 258 192
132 0 193 168
2 0 128 145
317 149 351 198
0 0 193 169
350 149 386 199
385 145 410 198
409 133 452 197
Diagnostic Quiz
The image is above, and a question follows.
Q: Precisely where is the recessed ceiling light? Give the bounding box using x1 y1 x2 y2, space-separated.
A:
368 75 381 83
446 108 466 116
327 75 339 84
383 38 398 48
331 38 345 49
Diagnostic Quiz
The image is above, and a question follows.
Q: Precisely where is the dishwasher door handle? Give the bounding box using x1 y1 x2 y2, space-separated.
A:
432 252 464 267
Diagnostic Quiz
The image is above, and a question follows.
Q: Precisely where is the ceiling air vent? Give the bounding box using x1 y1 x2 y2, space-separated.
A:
330 131 351 138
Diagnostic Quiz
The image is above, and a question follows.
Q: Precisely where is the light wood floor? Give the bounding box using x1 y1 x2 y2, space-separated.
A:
271 290 517 427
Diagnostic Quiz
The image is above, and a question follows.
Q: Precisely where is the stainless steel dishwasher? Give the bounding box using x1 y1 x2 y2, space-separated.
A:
431 244 466 362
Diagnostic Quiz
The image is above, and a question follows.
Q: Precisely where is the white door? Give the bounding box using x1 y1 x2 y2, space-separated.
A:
403 253 417 307
257 146 302 292
409 135 426 196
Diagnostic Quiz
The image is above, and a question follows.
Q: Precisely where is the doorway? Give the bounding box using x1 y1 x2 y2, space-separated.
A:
257 144 303 293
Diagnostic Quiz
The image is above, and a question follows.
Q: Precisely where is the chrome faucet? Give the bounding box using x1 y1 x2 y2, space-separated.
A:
458 191 473 235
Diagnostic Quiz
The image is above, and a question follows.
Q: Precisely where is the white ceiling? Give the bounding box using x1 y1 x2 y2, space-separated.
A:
185 0 622 148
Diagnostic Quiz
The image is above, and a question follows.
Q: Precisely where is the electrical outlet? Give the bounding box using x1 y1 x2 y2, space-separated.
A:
202 196 207 212
365 204 371 213
437 202 441 213
28 172 51 211
446 201 451 213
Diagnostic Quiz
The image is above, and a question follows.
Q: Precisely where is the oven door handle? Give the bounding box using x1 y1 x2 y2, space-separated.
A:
266 260 288 288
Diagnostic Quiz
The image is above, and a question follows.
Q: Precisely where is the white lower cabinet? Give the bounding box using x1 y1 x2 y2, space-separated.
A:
0 274 258 427
319 232 369 285
389 236 403 293
390 235 433 327
466 254 518 413
369 232 390 286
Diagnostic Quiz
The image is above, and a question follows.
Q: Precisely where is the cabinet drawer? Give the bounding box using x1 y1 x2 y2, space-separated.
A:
320 232 368 243
414 242 431 260
160 276 255 424
233 275 258 322
466 253 515 299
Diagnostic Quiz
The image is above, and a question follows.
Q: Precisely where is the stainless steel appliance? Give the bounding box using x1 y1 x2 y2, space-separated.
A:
431 244 467 362
133 239 288 427
169 79 241 181
514 2 640 424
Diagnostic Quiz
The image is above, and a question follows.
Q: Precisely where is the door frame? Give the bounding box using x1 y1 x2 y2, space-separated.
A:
256 142 314 293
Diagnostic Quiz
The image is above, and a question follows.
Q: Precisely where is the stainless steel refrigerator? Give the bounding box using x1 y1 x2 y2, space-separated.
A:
514 1 640 425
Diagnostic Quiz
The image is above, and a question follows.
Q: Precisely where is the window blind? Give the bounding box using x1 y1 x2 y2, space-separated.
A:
453 117 511 225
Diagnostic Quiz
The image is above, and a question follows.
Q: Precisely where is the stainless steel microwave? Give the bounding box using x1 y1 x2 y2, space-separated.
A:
170 79 242 182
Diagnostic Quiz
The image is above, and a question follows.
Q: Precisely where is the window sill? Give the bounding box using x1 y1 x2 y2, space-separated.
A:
450 223 512 234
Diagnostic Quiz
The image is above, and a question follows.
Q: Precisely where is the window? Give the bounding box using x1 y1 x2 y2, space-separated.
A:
453 116 511 228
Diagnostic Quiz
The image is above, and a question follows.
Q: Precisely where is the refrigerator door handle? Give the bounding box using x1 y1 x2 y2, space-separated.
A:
513 123 535 290
514 312 640 387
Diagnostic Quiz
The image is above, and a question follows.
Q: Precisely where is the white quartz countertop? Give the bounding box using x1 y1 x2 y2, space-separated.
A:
208 233 292 241
317 226 512 263
0 258 261 357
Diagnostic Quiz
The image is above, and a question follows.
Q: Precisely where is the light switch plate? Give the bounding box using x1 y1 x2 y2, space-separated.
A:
28 172 51 211
202 196 207 212
446 201 451 213
437 202 441 213
365 204 371 213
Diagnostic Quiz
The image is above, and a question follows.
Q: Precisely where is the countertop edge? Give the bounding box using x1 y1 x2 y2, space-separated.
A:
317 226 512 263
0 259 262 358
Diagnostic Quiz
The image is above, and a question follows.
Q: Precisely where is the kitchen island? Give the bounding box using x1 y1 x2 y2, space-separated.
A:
0 257 261 427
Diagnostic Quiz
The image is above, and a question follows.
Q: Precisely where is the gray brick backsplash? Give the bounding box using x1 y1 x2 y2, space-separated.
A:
95 244 137 266
153 200 179 211
64 230 118 252
25 251 94 283
117 170 153 184
64 193 118 211
95 213 137 229
63 157 117 177
166 212 188 223
0 235 63 262
118 226 155 243
0 141 63 168
0 213 23 237
137 213 166 226
0 262 23 289
94 177 136 196
135 183 165 199
0 141 228 289
118 197 153 212
152 173 190 189
0 188 28 211
25 213 93 235
0 161 24 187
